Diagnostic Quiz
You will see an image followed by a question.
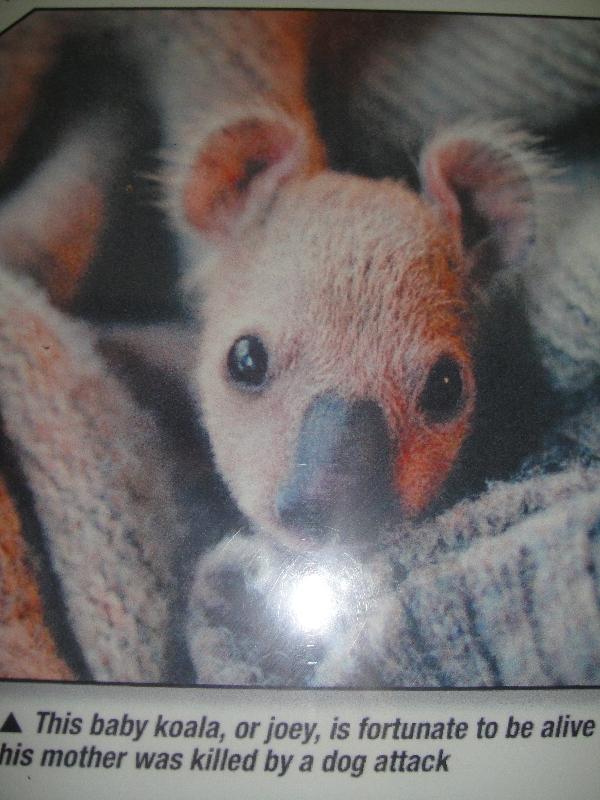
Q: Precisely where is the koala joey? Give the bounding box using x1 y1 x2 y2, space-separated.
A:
0 11 552 553
82 11 551 552
175 115 550 550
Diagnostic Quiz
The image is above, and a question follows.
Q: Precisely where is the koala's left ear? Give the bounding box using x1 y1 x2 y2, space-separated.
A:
182 115 312 242
420 123 546 283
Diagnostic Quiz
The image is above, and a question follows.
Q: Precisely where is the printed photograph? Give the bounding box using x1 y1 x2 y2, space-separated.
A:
0 9 599 686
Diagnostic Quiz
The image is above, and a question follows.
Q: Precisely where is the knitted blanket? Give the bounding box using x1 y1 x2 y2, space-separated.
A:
1 262 599 686
187 467 600 687
0 267 186 682
1 10 599 688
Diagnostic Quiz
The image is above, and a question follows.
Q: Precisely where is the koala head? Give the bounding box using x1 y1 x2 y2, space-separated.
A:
180 115 540 549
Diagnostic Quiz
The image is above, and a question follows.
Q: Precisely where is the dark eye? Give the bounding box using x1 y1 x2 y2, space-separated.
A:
227 335 268 387
419 356 464 423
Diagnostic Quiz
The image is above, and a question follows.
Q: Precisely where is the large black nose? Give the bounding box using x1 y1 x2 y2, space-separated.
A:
276 394 395 535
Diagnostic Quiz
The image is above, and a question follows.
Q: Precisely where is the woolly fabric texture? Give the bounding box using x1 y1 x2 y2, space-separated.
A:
0 475 72 680
186 467 600 687
1 260 600 686
1 11 599 687
324 16 600 173
0 267 186 682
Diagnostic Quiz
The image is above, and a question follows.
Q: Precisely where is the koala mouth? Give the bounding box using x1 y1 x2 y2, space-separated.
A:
275 393 400 543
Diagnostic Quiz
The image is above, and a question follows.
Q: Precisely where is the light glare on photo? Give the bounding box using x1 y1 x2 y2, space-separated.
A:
288 572 338 634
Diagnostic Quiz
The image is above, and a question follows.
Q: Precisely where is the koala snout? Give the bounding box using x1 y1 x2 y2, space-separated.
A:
275 394 395 536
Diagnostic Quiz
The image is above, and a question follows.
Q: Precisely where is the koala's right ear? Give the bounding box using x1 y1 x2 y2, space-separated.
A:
420 121 550 284
182 116 310 242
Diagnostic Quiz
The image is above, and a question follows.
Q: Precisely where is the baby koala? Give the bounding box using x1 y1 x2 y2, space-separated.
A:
178 115 545 549
79 10 545 548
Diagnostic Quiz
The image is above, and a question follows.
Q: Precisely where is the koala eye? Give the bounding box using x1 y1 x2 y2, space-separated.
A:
419 355 464 423
227 335 268 387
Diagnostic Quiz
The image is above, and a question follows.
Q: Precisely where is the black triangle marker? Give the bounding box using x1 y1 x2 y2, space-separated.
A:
1 713 22 733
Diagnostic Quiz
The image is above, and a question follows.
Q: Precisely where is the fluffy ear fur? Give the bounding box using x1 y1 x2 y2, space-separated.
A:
420 121 549 282
182 114 309 241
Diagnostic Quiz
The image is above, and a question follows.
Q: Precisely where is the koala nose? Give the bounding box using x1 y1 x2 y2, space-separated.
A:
276 394 395 535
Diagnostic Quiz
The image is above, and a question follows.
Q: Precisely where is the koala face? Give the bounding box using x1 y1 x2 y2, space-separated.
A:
183 117 538 548
195 174 476 547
